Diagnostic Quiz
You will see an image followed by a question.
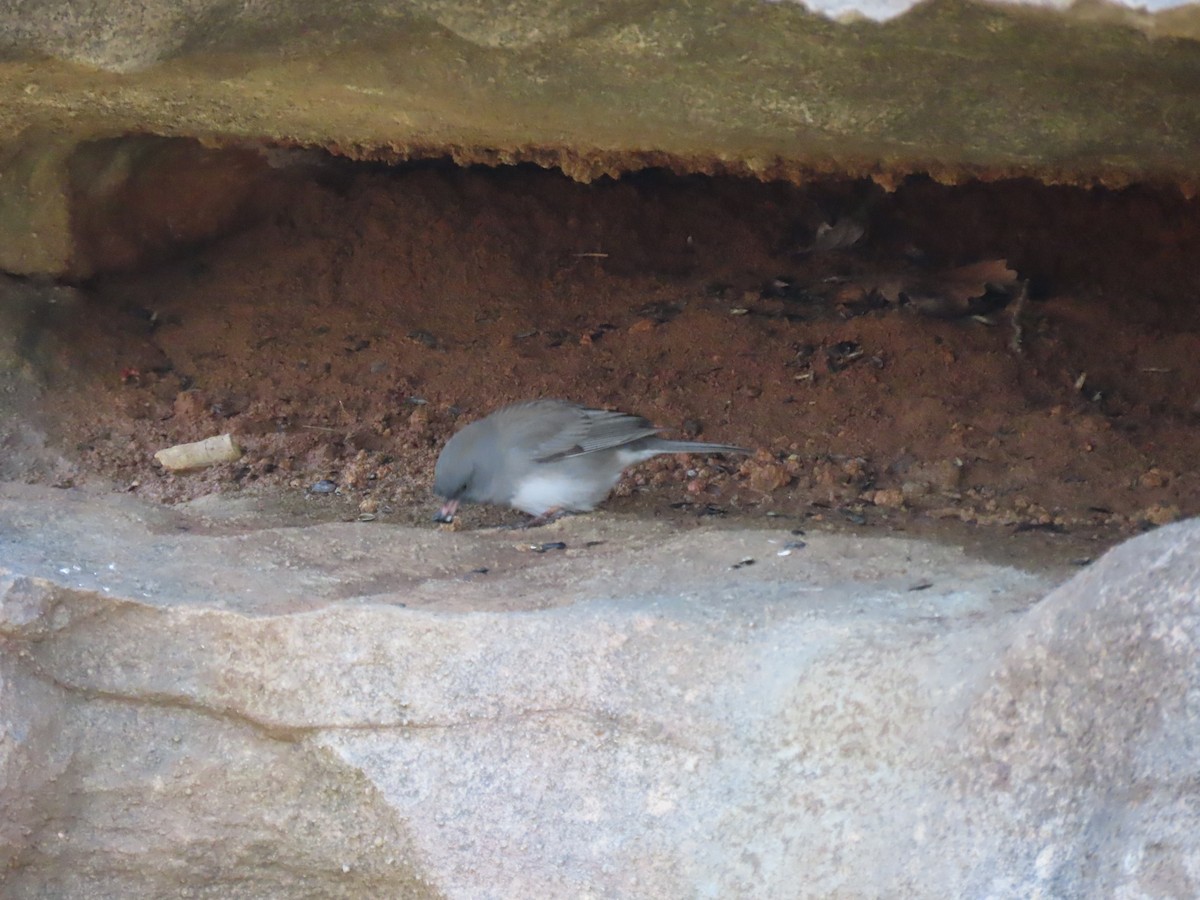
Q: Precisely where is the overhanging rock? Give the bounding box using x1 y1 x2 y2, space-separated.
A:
2 0 1200 275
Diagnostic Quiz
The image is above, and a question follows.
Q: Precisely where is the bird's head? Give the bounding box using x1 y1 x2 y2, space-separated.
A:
431 429 476 522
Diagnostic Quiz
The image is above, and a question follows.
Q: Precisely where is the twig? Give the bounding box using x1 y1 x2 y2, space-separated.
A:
1008 280 1029 354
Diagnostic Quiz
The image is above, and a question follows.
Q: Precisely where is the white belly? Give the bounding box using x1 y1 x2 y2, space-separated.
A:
510 470 617 516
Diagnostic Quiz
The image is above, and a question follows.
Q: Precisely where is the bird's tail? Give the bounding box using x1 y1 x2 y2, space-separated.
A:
652 440 752 456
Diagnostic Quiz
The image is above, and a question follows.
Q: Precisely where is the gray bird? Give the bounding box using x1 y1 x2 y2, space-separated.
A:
432 399 750 522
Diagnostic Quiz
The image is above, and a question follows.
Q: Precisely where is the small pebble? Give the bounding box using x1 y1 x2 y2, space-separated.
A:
1142 503 1181 527
731 557 756 570
531 541 567 553
407 330 440 349
310 479 337 494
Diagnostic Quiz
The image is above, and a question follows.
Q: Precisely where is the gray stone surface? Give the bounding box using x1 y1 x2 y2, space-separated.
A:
2 483 1199 896
3 0 1199 276
3 0 1198 71
961 525 1200 895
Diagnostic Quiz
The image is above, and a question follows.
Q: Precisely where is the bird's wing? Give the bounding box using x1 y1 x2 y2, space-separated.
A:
527 404 660 462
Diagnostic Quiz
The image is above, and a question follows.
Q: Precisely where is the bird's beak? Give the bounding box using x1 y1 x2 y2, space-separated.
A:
433 499 459 523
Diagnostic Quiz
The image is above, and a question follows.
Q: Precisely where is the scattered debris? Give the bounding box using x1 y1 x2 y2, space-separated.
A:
21 171 1196 536
900 259 1020 319
154 434 243 472
209 397 241 418
826 341 864 372
704 281 735 300
798 217 866 254
636 301 683 323
1008 280 1029 353
1141 503 1182 527
759 277 823 305
669 501 730 517
730 557 756 569
867 488 905 509
1013 521 1067 534
761 276 797 299
820 258 1021 322
579 324 616 345
744 453 796 493
1139 468 1170 489
628 318 657 334
407 330 441 349
520 541 568 553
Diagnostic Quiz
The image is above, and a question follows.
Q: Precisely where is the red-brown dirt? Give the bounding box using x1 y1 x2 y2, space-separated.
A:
24 162 1200 547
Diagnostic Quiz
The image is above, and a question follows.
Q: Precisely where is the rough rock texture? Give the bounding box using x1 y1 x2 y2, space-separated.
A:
3 0 1200 275
2 483 1198 897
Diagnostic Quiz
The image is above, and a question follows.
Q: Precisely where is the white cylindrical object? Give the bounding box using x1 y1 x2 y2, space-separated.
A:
154 433 243 471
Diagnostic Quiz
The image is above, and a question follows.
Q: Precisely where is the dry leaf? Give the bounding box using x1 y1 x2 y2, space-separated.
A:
799 217 866 254
901 259 1019 319
627 318 657 334
835 273 908 305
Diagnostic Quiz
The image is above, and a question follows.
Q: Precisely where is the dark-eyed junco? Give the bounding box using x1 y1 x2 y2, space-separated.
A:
433 399 750 522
